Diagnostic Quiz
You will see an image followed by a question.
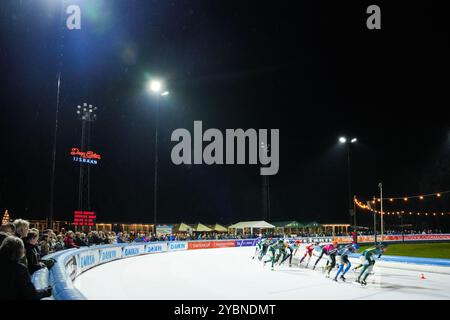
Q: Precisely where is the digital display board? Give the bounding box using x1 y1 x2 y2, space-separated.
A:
73 211 96 226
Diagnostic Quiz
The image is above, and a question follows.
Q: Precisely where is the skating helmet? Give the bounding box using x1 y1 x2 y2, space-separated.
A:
278 239 284 244
332 240 338 247
378 242 388 248
284 240 290 245
295 240 301 245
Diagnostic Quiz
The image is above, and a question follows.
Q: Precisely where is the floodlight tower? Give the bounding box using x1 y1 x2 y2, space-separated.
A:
261 141 271 222
76 103 98 213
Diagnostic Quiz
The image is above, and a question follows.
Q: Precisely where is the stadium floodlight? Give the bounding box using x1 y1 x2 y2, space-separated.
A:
149 80 162 93
339 137 347 143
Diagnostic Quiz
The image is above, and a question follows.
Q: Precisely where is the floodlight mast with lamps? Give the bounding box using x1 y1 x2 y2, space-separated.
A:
76 103 98 230
147 80 169 234
338 136 358 236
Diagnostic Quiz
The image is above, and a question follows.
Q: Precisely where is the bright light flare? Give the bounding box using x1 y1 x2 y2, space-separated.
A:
148 80 162 93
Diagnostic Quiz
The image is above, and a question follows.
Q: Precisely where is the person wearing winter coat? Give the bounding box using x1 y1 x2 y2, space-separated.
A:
0 236 52 300
64 231 79 249
23 229 46 275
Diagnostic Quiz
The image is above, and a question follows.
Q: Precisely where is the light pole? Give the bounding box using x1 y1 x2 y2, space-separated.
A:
76 103 98 211
147 80 169 235
48 0 67 231
339 136 357 235
260 141 270 221
378 182 384 241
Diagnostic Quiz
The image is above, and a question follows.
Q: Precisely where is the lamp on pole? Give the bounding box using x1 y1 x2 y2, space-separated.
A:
339 136 357 235
378 182 384 241
147 80 169 235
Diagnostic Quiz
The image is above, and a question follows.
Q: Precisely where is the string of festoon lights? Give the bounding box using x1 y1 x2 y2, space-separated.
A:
354 190 450 216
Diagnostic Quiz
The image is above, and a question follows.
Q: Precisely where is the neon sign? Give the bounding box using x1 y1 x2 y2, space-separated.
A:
70 148 101 164
73 211 96 226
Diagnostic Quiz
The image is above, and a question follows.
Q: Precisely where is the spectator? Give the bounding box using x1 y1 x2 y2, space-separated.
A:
54 235 65 251
0 236 52 300
64 231 79 249
23 228 46 275
0 222 16 235
116 232 125 243
39 233 51 257
0 222 16 245
74 232 88 247
13 219 30 240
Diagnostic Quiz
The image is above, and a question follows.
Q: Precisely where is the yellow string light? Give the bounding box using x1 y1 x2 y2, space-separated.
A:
354 196 450 217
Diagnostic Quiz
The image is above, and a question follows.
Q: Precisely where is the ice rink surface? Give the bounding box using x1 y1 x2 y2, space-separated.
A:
74 246 450 300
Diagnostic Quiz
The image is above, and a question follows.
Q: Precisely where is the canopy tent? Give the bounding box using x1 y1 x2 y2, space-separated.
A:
227 221 275 235
173 222 193 233
270 221 305 235
193 223 212 232
302 222 323 234
209 223 228 232
271 221 305 228
303 222 322 228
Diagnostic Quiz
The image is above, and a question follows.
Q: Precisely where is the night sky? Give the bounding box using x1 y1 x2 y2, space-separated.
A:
0 1 449 227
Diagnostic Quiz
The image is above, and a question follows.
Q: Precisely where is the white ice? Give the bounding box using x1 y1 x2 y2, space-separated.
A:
74 246 450 300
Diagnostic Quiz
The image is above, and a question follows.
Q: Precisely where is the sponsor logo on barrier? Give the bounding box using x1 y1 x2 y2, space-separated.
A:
99 248 122 263
242 239 257 246
188 241 213 250
213 241 236 248
80 255 95 268
145 243 168 253
78 250 100 272
168 242 187 251
123 245 144 257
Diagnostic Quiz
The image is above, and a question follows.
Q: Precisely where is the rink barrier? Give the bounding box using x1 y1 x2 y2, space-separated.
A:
37 240 245 300
38 242 183 300
36 237 450 299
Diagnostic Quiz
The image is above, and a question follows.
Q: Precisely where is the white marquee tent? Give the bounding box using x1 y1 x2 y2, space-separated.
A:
227 221 275 235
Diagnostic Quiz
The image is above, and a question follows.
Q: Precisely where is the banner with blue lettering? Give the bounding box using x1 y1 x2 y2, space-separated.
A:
122 244 145 257
99 247 122 264
78 250 100 272
167 241 187 251
145 242 168 254
235 239 258 247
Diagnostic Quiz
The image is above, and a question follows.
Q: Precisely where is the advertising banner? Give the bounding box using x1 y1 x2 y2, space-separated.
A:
212 240 236 248
99 247 122 264
156 224 173 237
78 250 100 272
65 255 79 282
235 239 258 247
145 242 168 254
168 241 188 251
188 241 213 250
122 244 145 257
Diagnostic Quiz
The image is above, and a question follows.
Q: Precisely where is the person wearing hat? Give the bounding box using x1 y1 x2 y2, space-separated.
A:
355 242 388 286
333 243 357 282
263 239 283 271
279 239 301 267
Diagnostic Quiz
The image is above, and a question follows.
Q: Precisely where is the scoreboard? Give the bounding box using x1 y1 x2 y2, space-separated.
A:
73 211 96 226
